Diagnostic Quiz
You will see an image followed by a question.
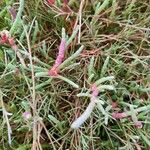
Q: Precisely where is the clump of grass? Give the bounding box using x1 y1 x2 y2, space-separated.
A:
0 0 150 149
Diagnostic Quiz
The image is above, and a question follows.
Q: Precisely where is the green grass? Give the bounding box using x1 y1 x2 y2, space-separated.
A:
0 0 150 149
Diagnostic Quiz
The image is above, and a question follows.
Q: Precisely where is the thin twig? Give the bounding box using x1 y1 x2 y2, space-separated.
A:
24 24 38 149
78 0 85 44
0 90 12 145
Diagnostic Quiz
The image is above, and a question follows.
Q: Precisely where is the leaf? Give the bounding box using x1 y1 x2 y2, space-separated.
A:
0 49 4 61
48 115 64 131
97 85 115 91
100 56 110 77
95 76 114 86
57 75 79 88
59 45 84 69
139 132 150 146
48 115 61 125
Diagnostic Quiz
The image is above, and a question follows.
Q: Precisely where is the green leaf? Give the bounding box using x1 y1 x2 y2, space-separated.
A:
100 56 110 77
0 49 4 61
48 115 61 125
139 132 150 146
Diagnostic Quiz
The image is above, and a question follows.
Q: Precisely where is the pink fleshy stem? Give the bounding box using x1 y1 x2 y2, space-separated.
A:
47 0 55 6
112 112 143 128
134 121 143 129
48 28 66 76
91 84 99 98
0 30 26 67
112 105 150 119
0 30 10 44
53 39 66 68
112 105 150 129
112 112 127 119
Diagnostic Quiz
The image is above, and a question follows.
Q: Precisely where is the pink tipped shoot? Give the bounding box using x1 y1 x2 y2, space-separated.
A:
22 111 32 120
49 28 66 76
134 121 143 129
0 30 10 44
91 84 99 98
112 112 127 119
47 0 55 5
48 67 58 76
